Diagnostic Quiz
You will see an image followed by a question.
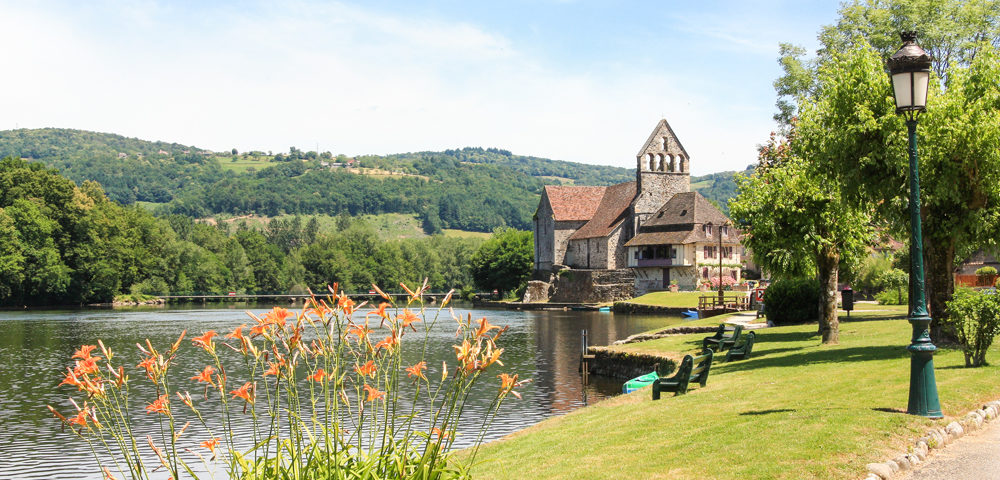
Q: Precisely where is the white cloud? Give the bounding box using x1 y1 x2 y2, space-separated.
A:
0 1 769 174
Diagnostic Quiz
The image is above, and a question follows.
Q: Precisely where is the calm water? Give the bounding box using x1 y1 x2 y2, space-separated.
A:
0 304 681 479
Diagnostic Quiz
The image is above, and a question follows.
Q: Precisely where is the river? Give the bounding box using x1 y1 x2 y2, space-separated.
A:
0 303 682 479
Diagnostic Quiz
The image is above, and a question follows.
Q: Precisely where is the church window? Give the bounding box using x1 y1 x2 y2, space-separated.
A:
648 153 655 171
657 153 665 171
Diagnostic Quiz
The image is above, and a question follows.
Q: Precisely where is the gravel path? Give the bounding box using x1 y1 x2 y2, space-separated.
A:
896 415 1000 480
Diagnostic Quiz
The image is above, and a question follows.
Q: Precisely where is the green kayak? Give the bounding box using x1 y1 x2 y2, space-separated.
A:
622 370 659 394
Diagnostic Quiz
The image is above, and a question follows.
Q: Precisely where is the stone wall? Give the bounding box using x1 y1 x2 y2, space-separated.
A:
533 200 554 271
522 280 551 303
584 346 678 379
549 269 635 304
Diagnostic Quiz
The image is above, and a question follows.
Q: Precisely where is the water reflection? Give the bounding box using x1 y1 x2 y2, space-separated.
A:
0 304 680 479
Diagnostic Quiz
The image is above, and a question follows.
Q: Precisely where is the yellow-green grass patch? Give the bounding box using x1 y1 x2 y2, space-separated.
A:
470 310 1000 479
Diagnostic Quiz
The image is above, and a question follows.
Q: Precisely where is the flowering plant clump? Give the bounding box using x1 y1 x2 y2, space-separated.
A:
48 281 527 479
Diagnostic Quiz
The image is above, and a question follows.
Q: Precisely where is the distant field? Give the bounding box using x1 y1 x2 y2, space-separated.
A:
442 229 491 239
205 212 492 240
216 155 277 173
134 201 166 211
537 176 575 185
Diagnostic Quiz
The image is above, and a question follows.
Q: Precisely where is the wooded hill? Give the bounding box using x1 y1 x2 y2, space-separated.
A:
0 128 744 230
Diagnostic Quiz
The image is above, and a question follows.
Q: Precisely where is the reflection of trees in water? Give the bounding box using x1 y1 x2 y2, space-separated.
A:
529 312 680 415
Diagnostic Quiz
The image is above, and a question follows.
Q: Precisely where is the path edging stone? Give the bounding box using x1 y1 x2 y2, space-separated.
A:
860 400 1000 479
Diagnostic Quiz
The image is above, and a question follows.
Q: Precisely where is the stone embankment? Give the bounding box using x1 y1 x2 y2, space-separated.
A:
860 401 1000 480
611 301 690 314
583 324 721 379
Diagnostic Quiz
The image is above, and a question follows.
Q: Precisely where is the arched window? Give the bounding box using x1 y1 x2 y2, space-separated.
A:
657 153 665 171
668 154 676 172
648 153 655 171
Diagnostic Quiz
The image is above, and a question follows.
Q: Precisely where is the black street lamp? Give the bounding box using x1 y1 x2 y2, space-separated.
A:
887 31 942 418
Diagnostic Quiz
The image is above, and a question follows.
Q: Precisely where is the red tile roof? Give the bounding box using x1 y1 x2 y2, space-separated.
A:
569 181 637 240
544 185 608 222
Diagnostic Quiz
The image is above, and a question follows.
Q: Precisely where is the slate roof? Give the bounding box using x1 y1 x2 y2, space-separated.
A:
569 181 637 240
543 185 608 222
624 191 740 247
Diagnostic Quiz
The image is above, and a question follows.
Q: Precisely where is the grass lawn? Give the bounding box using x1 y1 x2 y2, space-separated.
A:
469 307 1000 479
442 229 491 239
627 291 749 308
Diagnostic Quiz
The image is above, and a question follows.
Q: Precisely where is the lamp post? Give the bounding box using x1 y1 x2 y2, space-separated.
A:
887 31 942 418
718 222 726 306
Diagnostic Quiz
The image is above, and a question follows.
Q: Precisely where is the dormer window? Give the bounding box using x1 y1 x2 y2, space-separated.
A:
704 224 712 236
720 226 728 237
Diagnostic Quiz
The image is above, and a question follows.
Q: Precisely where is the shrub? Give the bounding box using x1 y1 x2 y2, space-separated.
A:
875 287 908 305
976 266 998 277
764 277 820 325
943 288 1000 367
48 283 525 479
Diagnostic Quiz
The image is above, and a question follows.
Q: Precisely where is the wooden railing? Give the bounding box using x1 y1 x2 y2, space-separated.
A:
698 294 750 312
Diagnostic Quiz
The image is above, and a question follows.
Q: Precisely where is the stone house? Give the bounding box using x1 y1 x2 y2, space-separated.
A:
533 119 692 273
529 119 740 301
624 192 742 293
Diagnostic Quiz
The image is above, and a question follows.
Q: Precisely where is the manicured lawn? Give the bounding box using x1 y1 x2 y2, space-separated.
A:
628 291 749 308
470 308 1000 479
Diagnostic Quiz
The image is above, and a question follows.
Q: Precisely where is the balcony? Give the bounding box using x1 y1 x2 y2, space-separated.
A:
635 258 691 268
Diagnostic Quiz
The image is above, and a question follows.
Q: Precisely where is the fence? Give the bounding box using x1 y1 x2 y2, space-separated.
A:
954 274 998 288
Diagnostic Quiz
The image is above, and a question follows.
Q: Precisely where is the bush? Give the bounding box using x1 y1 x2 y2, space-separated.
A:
944 288 1000 367
875 287 907 305
976 266 998 277
764 277 820 325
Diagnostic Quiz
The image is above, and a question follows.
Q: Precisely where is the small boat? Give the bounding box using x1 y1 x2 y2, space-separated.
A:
623 370 659 394
598 306 611 312
682 309 700 319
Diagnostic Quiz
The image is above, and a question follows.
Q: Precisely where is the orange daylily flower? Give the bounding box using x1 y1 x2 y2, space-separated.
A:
346 320 371 343
74 357 101 376
102 466 118 480
136 356 158 380
72 345 98 360
68 408 89 427
59 367 82 388
249 323 269 337
145 394 170 415
191 366 216 385
453 339 473 363
192 331 218 351
373 332 399 352
498 373 527 399
481 344 504 369
308 369 327 382
474 317 501 339
405 362 427 380
263 307 292 328
399 309 421 331
371 283 391 301
225 324 246 340
263 361 282 377
430 427 449 440
201 437 220 456
230 382 254 403
363 384 385 402
354 360 377 378
368 302 390 323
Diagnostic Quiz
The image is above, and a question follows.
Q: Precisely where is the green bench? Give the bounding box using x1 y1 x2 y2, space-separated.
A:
725 331 756 362
651 351 713 400
702 323 743 352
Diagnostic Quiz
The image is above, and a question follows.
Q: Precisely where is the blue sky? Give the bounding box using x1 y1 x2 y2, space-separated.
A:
2 1 842 175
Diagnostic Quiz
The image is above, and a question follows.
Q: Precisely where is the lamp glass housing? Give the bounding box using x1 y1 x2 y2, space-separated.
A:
891 71 930 112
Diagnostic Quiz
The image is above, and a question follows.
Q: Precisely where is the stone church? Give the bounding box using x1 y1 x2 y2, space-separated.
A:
528 119 741 302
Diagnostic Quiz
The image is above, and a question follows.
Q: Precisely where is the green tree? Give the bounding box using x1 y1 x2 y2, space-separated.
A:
469 228 533 296
769 0 1000 340
731 134 873 344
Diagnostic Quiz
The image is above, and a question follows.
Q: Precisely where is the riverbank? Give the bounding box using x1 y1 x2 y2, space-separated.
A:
469 307 1000 479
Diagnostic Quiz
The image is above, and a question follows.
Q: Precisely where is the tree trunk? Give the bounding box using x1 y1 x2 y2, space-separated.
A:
816 247 840 344
924 237 957 343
